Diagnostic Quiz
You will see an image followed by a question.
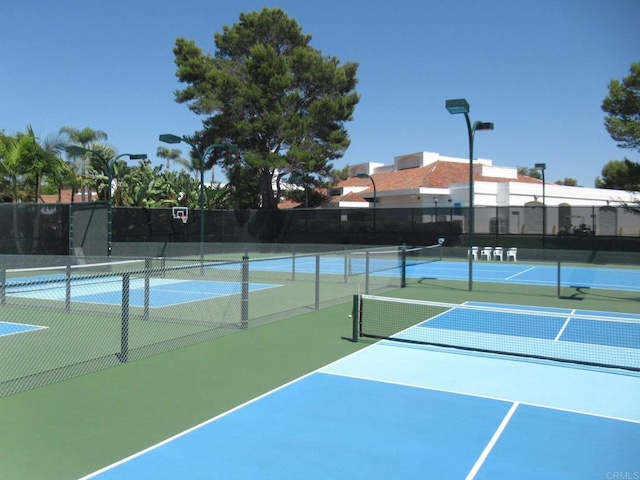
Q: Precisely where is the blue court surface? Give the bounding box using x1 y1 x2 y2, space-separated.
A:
426 301 640 349
0 321 46 337
405 260 640 291
215 255 640 292
6 277 280 307
81 303 640 479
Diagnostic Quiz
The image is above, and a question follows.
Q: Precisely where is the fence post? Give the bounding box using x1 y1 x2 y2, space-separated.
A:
0 257 5 307
292 248 296 282
143 258 151 321
68 203 74 256
241 255 249 329
365 251 370 294
65 257 71 313
557 260 561 299
400 244 406 288
343 253 348 284
118 272 130 363
315 254 320 310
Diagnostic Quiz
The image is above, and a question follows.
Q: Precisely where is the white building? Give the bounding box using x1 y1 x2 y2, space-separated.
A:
323 152 639 236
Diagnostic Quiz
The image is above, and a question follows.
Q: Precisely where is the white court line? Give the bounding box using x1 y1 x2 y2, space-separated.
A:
555 309 575 341
465 402 519 480
80 302 640 478
0 321 48 338
80 315 383 479
505 266 535 280
79 369 330 478
322 368 640 425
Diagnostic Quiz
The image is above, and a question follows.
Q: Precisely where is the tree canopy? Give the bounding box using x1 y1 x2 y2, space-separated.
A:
0 125 240 210
517 167 542 180
554 178 577 187
595 159 640 191
602 61 640 152
172 7 360 209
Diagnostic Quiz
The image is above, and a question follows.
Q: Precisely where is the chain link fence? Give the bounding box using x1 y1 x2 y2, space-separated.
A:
0 245 403 396
1 244 638 396
2 203 639 256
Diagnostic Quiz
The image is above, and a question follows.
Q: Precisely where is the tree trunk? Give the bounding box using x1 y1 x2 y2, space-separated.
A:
259 169 278 210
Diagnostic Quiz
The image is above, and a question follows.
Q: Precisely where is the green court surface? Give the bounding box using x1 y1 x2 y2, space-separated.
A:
0 282 638 479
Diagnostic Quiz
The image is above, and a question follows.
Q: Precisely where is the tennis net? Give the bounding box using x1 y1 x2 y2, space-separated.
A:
403 244 443 267
347 244 442 277
353 294 640 372
347 248 401 276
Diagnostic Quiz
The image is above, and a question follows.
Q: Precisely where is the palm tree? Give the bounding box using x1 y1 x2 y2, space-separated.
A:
0 132 31 202
156 146 185 169
0 132 34 253
11 126 71 253
83 143 117 202
50 164 77 202
60 126 108 201
20 126 68 202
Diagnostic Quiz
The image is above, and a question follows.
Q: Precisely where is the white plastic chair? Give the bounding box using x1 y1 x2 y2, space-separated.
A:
506 247 517 262
468 246 478 260
493 246 504 261
481 247 492 260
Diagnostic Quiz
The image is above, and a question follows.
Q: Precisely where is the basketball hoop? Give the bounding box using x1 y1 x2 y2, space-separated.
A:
172 206 189 224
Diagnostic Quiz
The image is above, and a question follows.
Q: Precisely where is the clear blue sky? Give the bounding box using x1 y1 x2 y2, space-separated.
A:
2 0 639 187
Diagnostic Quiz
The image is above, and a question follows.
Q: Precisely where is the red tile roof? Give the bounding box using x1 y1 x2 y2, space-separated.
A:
39 190 95 203
337 161 541 193
277 198 302 209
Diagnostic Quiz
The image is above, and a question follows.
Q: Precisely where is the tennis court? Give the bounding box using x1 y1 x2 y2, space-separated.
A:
81 298 640 479
405 260 640 291
0 320 45 336
217 248 640 292
3 261 280 308
0 250 408 398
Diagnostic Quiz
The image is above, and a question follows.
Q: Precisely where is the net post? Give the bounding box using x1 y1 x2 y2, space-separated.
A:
65 258 71 313
241 254 249 329
118 272 130 363
143 258 151 320
315 254 320 310
557 259 561 298
400 244 407 288
351 294 360 342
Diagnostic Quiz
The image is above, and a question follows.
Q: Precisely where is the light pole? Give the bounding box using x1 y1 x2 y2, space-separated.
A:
446 98 494 291
434 196 438 223
159 134 238 263
65 145 146 257
356 173 377 235
534 162 547 249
